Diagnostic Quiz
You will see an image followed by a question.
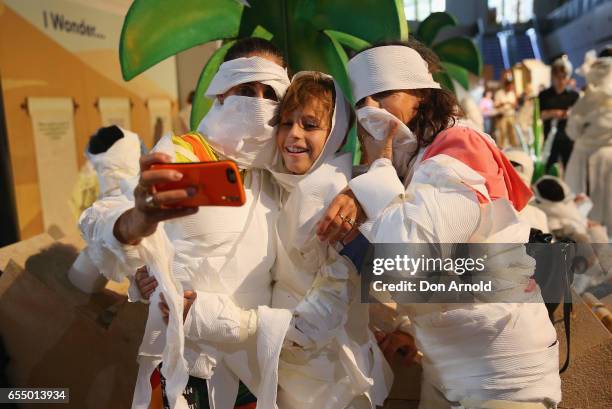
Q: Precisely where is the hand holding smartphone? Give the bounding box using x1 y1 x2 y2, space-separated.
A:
150 161 246 207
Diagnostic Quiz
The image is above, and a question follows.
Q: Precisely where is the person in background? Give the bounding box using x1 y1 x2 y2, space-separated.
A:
177 90 195 135
532 175 611 303
69 125 142 294
494 71 518 147
479 89 496 135
504 148 549 233
454 78 485 132
538 56 579 171
458 93 484 132
533 176 608 244
565 47 612 233
516 83 536 142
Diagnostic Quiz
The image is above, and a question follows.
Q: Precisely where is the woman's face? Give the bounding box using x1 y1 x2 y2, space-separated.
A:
277 100 331 174
357 90 421 125
355 90 421 160
218 52 283 103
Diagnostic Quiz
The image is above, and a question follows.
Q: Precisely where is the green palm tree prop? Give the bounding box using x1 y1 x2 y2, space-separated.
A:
531 97 546 182
413 12 483 92
119 0 409 164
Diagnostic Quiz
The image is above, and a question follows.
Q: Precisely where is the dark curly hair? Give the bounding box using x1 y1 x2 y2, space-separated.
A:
354 38 463 151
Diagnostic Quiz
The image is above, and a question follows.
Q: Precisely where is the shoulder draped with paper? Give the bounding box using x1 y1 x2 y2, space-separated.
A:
317 39 561 409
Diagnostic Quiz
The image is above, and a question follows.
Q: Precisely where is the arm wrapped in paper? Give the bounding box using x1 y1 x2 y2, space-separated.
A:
184 292 257 344
290 247 355 349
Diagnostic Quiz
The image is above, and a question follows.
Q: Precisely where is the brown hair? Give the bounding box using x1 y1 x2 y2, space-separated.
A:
551 64 569 78
278 73 355 149
357 38 463 151
224 37 287 68
279 72 336 130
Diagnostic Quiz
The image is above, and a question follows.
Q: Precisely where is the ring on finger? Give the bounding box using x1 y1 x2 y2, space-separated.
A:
338 212 355 227
144 194 159 209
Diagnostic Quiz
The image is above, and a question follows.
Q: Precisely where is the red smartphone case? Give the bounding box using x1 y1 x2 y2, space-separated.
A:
150 161 246 207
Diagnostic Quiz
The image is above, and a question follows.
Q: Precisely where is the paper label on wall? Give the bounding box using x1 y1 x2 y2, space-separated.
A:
98 97 131 129
148 98 172 145
27 97 79 232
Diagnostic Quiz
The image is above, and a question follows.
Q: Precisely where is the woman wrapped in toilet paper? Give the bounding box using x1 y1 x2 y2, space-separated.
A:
80 38 292 409
316 40 561 409
503 148 550 234
158 71 393 409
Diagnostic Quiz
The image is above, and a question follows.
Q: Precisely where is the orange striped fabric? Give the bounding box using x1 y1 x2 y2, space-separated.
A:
180 133 216 162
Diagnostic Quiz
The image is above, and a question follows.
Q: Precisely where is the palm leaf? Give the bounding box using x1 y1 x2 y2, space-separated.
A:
416 12 457 47
323 30 371 58
190 41 235 130
323 30 372 163
123 0 410 164
312 0 408 43
251 24 274 41
120 0 243 80
322 29 371 95
433 71 455 94
440 62 469 90
433 37 482 76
